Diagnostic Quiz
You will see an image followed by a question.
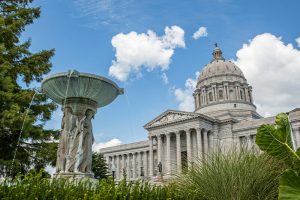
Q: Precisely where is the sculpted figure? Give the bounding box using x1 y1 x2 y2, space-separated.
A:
74 109 95 173
158 161 162 173
56 107 77 173
65 114 85 172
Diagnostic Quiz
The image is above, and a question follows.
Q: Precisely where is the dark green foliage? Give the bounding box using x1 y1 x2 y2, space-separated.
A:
256 113 300 199
0 170 182 199
176 149 286 200
92 152 109 179
0 0 58 177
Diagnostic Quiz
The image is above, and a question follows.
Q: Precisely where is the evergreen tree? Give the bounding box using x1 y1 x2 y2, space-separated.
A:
0 0 58 177
92 152 109 179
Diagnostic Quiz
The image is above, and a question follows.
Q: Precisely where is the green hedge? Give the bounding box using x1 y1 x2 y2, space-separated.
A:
0 171 181 200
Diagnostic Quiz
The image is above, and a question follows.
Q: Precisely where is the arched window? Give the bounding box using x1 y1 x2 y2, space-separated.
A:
219 90 223 100
209 92 213 102
240 90 244 100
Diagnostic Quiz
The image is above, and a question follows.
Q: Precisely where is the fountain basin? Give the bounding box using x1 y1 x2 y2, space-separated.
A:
41 71 124 107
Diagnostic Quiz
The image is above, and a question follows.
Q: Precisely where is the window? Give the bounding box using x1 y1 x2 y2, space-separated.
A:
248 91 252 102
209 92 213 102
240 90 244 99
219 90 223 100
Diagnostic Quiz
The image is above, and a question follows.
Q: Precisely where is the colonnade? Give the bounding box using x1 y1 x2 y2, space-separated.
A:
194 83 253 109
105 128 213 180
105 150 149 181
149 128 213 176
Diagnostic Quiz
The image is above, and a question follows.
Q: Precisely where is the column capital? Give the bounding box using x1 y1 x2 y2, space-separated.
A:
175 131 181 136
165 132 171 138
195 127 202 133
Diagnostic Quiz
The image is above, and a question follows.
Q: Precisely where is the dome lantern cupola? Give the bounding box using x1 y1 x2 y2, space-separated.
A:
212 43 224 61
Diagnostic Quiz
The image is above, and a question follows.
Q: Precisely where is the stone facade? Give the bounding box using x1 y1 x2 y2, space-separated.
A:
100 46 300 182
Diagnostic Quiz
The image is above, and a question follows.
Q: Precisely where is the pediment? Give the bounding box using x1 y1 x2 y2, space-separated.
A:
144 110 204 129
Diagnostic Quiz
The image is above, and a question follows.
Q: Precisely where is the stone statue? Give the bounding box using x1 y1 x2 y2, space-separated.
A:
157 161 162 174
56 107 77 173
74 109 95 173
55 99 96 176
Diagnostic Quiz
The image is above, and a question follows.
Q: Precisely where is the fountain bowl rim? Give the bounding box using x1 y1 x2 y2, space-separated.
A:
41 71 124 107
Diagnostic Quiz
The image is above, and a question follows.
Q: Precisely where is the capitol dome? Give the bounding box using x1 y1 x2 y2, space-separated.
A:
194 45 260 119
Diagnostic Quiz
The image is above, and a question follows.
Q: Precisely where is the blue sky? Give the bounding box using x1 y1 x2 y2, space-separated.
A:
24 0 300 149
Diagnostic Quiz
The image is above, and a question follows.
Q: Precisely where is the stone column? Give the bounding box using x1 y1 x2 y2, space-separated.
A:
212 86 216 102
149 138 154 176
249 87 253 103
121 154 125 179
196 128 202 159
157 135 162 163
116 155 120 180
106 156 110 166
144 151 148 177
292 128 300 149
195 92 200 109
175 131 182 173
166 133 171 175
149 136 154 177
137 152 141 178
204 89 208 104
186 130 192 168
203 130 208 158
132 153 136 179
127 154 131 180
235 85 239 100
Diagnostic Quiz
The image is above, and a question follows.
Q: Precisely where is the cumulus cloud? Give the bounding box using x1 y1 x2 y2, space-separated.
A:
93 138 122 152
174 72 199 112
192 27 208 40
108 26 185 82
296 37 300 48
235 33 300 116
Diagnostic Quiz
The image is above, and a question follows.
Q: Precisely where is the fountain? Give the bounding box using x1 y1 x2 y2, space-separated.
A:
41 70 123 178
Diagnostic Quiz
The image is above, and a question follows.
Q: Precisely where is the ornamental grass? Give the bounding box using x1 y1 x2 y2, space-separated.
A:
175 149 286 200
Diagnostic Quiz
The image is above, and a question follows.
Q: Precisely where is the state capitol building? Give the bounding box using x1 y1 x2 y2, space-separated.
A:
101 45 300 181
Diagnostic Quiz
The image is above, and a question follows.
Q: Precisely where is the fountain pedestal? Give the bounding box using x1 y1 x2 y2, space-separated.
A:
42 71 123 179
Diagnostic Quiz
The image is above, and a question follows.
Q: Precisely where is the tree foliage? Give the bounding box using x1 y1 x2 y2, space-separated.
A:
0 0 58 177
92 152 109 179
256 113 300 200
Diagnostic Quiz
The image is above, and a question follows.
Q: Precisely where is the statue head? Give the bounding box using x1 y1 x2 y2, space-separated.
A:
85 109 94 120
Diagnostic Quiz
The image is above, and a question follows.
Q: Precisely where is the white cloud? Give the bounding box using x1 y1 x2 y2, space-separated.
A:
93 138 122 152
235 33 300 116
296 37 300 48
108 26 185 82
161 73 169 84
192 27 208 40
174 72 199 112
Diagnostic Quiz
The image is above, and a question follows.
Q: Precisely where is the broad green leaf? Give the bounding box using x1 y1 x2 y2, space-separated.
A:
256 113 297 164
279 169 300 200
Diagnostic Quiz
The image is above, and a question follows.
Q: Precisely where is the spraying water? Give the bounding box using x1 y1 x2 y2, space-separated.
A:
10 91 37 176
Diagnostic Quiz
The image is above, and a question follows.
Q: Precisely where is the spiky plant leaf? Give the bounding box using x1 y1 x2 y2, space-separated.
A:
279 169 300 200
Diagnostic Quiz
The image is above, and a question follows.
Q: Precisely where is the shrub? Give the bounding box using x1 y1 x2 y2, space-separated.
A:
0 170 182 200
175 149 286 200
